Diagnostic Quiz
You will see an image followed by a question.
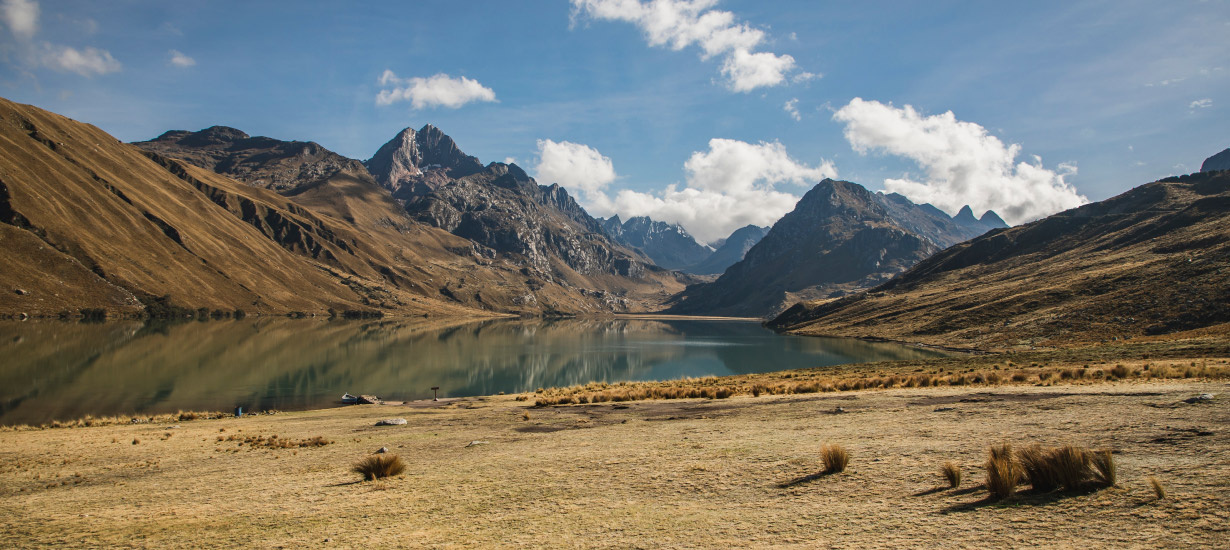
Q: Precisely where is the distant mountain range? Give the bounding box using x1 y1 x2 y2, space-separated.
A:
668 179 1005 317
769 170 1230 349
7 95 1221 331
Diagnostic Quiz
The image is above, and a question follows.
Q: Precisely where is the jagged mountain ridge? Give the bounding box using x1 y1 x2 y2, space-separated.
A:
599 215 713 271
0 98 685 317
364 124 485 198
769 170 1230 349
686 224 769 276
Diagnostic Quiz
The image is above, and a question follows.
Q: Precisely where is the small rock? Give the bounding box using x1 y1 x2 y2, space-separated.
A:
14 288 28 295
934 407 956 412
833 406 846 414
375 418 407 426
376 447 389 454
465 440 489 447
1184 394 1215 404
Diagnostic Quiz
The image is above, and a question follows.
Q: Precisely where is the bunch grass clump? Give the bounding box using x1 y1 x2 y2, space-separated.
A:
941 461 961 488
985 443 1022 499
353 454 406 481
820 443 849 474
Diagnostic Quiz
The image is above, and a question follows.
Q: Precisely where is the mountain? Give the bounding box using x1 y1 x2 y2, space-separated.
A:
769 170 1230 350
372 128 694 309
0 98 683 318
364 124 484 198
687 224 769 275
879 193 1006 247
135 126 373 194
1201 148 1230 172
598 215 713 271
668 179 943 317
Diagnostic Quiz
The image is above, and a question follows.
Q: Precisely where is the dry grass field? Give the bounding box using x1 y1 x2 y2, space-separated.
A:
2 344 1227 548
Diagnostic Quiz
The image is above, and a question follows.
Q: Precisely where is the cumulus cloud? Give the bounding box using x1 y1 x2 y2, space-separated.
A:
1189 98 1212 109
2 0 120 77
1 0 37 40
43 45 120 76
783 98 800 121
570 0 810 93
534 139 618 198
169 49 195 67
833 98 1086 225
554 138 835 243
376 71 497 109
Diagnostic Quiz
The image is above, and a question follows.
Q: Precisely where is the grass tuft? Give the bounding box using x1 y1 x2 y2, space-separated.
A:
941 461 961 488
820 443 849 474
352 454 406 481
1090 449 1116 487
1147 476 1165 499
985 443 1021 499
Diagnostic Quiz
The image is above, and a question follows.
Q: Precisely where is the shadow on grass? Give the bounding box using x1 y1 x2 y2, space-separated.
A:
941 485 1104 513
915 484 983 497
325 480 364 488
777 471 836 488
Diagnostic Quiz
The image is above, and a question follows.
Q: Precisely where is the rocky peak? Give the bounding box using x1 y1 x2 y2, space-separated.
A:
954 205 978 225
365 124 484 196
978 210 1008 228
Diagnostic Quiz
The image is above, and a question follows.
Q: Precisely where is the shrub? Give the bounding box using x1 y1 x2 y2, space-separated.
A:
1147 476 1165 499
985 443 1021 499
820 443 849 474
1049 445 1092 491
353 454 406 481
941 461 961 488
1017 444 1059 492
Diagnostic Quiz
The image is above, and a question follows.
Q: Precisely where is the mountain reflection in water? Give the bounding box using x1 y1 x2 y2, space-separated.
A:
0 317 947 425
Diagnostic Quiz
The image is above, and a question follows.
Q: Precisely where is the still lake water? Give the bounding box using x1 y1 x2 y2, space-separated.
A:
0 317 947 425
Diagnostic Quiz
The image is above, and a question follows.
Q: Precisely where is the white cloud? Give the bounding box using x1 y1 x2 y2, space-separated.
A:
2 0 120 77
375 71 497 109
1189 98 1212 109
43 45 120 76
169 49 195 67
570 0 812 93
1 0 38 40
833 98 1087 225
534 139 618 198
783 98 800 121
565 137 836 243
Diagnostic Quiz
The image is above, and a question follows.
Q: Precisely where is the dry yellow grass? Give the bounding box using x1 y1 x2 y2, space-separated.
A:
941 461 962 489
1 377 1226 548
820 443 849 474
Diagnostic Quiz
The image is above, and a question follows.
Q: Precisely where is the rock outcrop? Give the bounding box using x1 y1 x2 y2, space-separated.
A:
364 124 484 198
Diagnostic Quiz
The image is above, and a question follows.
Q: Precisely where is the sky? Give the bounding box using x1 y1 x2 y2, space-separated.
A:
1 0 1226 244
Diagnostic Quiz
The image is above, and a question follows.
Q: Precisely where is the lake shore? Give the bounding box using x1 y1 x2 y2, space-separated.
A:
2 339 1227 548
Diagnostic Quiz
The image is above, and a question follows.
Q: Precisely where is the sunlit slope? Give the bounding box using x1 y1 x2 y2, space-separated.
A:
770 171 1230 349
0 97 480 317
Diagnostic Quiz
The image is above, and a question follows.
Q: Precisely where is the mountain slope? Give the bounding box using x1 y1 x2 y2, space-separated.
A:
134 122 685 315
1201 148 1230 172
599 215 713 271
0 97 467 317
669 179 940 317
769 171 1230 350
686 224 769 275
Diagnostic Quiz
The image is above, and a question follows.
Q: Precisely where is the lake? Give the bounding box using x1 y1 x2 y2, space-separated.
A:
0 317 948 425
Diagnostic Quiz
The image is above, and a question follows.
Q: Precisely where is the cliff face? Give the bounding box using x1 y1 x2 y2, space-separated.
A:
770 171 1230 350
364 125 484 198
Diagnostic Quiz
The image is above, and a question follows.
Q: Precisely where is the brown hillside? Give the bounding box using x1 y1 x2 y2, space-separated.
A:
769 171 1230 350
0 97 536 317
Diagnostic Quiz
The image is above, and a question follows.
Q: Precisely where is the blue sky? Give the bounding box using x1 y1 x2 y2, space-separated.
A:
1 0 1226 242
